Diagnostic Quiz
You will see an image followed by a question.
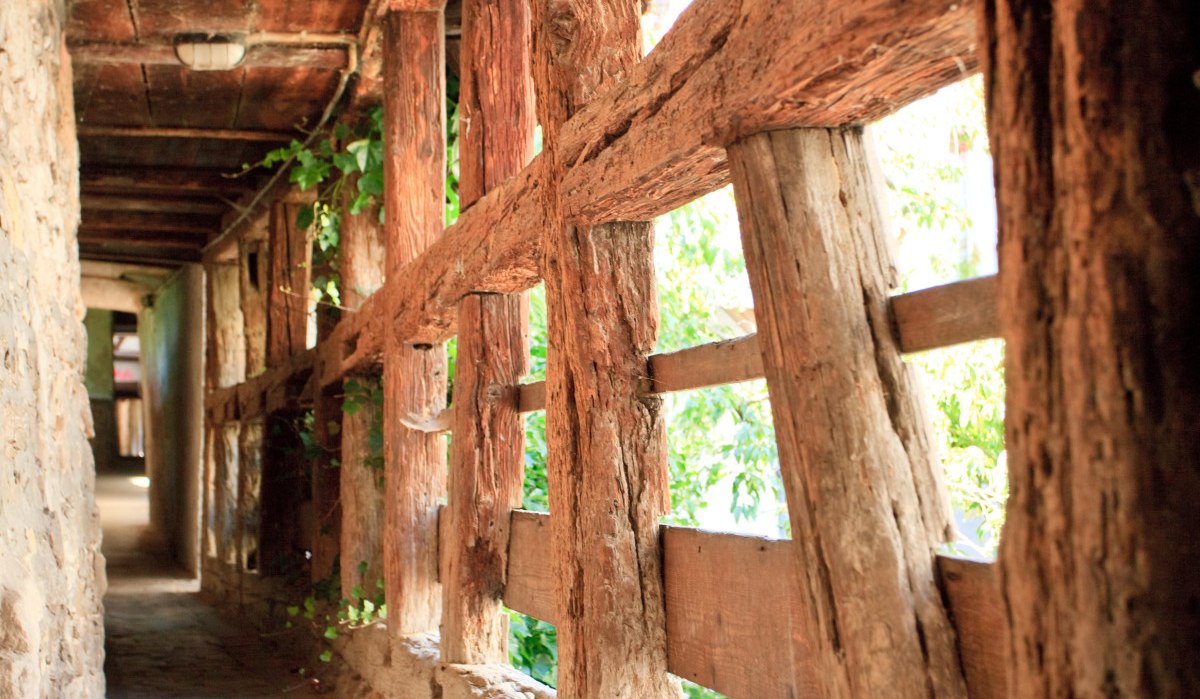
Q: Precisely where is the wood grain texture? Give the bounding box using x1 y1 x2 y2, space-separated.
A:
892 275 999 353
236 420 265 572
443 294 528 662
381 7 449 636
533 1 678 696
239 236 270 377
663 526 806 699
939 557 1006 699
339 177 386 310
980 0 1200 695
440 0 535 665
267 201 311 366
506 513 1007 699
206 263 246 390
340 375 387 599
728 128 965 697
311 384 342 585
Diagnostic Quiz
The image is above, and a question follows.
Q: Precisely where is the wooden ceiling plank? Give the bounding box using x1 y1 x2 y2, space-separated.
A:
81 209 221 235
81 194 228 215
79 246 204 266
81 167 256 194
70 42 348 70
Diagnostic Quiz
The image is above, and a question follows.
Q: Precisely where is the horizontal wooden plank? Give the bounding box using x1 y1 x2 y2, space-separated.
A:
82 194 228 216
70 41 349 70
78 125 297 142
505 512 1005 699
651 334 763 394
893 275 1000 353
81 167 258 196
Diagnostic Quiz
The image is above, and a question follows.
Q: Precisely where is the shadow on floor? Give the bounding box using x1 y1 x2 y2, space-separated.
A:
98 475 310 698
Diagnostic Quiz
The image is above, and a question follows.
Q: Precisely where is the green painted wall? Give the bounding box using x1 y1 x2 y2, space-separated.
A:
141 266 205 574
83 309 114 399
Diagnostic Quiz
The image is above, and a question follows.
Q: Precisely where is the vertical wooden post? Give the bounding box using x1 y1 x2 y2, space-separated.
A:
215 423 241 565
311 382 342 586
339 185 388 598
979 0 1200 694
239 234 269 376
532 2 678 696
440 0 534 664
382 4 449 636
726 128 966 697
267 201 311 366
237 419 265 573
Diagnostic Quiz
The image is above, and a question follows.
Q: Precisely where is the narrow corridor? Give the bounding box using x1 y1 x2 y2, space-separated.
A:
98 474 307 698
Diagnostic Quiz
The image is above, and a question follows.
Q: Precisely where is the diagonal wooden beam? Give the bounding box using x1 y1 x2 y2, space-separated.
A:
302 0 977 382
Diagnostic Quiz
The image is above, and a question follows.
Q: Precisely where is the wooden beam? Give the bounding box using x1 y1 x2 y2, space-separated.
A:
79 276 148 313
892 275 1000 353
441 0 534 666
505 511 1006 699
532 0 676 695
78 246 202 265
983 0 1200 695
78 231 209 249
80 210 220 235
77 125 297 142
728 127 965 696
82 194 227 216
381 6 448 637
70 42 349 70
81 167 255 196
266 201 311 366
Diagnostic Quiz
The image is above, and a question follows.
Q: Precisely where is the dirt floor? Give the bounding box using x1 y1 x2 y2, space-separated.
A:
98 474 309 698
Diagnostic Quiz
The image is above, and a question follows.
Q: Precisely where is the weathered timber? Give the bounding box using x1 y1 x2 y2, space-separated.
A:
207 263 246 391
214 424 241 566
311 383 343 585
69 42 348 70
81 194 227 216
236 420 265 572
533 1 678 696
441 0 535 665
939 557 1005 699
79 209 219 234
339 180 386 310
506 512 1007 699
381 6 449 635
239 236 270 377
313 0 979 381
81 168 254 196
443 295 528 662
338 175 389 601
727 127 965 697
892 275 999 353
267 201 311 366
981 0 1200 694
559 0 978 224
76 125 297 142
340 374 387 598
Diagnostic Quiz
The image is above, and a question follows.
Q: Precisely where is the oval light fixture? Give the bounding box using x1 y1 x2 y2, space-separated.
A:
174 34 246 71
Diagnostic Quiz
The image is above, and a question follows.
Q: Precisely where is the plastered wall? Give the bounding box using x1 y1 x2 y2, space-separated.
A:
0 0 107 695
141 266 206 575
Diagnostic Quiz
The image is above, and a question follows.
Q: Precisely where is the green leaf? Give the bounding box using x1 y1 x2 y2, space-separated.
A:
324 626 338 640
319 650 333 663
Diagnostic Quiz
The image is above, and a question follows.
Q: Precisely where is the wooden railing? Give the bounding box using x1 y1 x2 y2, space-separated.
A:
199 0 1009 697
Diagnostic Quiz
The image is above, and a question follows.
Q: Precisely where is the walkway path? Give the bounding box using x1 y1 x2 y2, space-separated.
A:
98 474 308 698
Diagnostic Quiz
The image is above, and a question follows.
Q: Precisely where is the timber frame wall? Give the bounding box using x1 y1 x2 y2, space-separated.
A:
198 0 1200 697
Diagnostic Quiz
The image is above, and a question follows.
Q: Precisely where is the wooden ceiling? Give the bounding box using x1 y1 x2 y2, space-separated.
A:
68 0 461 267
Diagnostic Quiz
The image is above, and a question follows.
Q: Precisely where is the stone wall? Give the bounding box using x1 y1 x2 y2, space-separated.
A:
0 0 107 696
141 265 206 575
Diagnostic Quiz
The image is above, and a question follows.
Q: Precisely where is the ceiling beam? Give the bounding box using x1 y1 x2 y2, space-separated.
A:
80 244 202 264
78 125 297 142
79 232 209 249
80 210 220 235
70 41 350 70
81 167 256 196
82 194 228 216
